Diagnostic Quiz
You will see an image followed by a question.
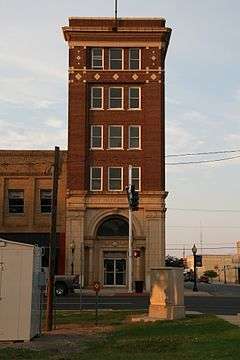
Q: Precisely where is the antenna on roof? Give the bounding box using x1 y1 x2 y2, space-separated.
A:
113 0 118 31
115 0 118 21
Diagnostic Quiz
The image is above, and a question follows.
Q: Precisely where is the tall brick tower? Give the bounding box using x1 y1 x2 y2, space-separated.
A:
63 17 171 290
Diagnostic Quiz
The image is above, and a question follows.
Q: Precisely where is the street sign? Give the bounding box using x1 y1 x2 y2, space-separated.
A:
92 281 101 325
93 281 101 293
196 255 202 267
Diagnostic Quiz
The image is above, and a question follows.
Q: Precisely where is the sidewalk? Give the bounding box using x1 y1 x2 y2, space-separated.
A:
217 314 240 327
75 287 211 297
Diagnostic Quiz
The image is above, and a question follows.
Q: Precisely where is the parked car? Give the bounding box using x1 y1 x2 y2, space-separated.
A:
199 275 209 283
184 269 194 282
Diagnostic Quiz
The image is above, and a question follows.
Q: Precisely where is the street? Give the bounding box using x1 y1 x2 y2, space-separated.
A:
48 283 240 315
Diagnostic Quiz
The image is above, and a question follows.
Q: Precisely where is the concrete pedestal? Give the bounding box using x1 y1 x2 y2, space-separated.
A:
148 267 185 320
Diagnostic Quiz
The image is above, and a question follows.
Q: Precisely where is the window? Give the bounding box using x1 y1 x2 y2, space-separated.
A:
91 125 103 149
97 217 129 236
108 126 123 149
91 87 103 109
129 48 140 70
108 167 123 191
91 48 103 69
109 87 123 109
90 167 103 191
8 190 24 213
129 126 141 149
132 167 141 191
40 189 52 213
129 87 141 109
109 48 123 69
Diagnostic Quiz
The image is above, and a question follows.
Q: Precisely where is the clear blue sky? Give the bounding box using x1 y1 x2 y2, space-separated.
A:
1 1 240 257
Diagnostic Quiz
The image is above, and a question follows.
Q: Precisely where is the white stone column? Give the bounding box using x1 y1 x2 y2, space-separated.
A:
145 210 166 291
88 246 94 285
65 210 85 281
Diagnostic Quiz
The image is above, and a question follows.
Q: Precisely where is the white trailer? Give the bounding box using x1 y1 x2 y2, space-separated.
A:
0 239 42 341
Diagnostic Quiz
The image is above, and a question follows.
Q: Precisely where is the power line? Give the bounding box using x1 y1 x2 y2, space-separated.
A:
167 225 240 229
166 154 240 165
166 246 237 250
166 149 240 157
168 208 240 213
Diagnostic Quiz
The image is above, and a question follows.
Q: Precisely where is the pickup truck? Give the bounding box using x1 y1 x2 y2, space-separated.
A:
54 274 79 296
42 269 80 296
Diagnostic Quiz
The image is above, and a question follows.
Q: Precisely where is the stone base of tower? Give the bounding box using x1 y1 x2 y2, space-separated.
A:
65 191 167 290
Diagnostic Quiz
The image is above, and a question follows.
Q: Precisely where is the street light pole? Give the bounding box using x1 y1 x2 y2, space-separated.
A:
192 244 198 292
70 241 75 275
128 165 133 293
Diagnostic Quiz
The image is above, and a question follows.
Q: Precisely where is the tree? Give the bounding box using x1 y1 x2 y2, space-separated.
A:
203 270 218 282
165 255 184 267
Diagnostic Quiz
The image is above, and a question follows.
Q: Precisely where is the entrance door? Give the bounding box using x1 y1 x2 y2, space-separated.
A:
104 259 126 286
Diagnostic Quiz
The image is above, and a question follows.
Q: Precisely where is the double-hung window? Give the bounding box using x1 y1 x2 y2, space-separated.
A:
129 87 141 109
129 48 140 70
129 126 141 149
40 189 52 213
132 167 141 191
91 48 103 69
91 125 103 149
109 87 123 109
109 48 123 69
90 167 103 191
108 126 123 149
91 87 103 109
108 167 123 191
8 189 24 213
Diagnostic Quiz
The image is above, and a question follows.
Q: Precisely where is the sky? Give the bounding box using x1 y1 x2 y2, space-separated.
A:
1 0 240 257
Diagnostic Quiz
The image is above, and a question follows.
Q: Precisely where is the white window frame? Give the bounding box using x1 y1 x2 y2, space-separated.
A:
91 48 104 69
90 125 103 150
108 125 124 150
90 167 103 191
109 48 124 70
91 87 104 110
132 167 141 191
128 87 141 110
108 167 123 191
108 87 124 110
8 189 24 214
128 125 141 150
129 48 141 70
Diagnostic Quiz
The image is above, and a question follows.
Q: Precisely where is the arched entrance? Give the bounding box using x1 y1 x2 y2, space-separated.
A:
95 216 128 287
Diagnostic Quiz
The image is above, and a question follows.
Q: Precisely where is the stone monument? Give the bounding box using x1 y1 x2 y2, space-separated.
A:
148 267 185 320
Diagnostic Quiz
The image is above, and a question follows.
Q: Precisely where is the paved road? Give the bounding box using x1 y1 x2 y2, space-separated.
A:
49 293 240 315
184 282 240 297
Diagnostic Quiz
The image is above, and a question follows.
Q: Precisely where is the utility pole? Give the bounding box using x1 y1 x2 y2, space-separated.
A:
46 146 60 331
128 165 133 293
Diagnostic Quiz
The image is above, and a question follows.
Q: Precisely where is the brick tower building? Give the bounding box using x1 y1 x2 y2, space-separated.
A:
63 17 171 290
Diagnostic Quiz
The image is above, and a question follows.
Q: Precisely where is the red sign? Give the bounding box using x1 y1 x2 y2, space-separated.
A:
93 281 101 293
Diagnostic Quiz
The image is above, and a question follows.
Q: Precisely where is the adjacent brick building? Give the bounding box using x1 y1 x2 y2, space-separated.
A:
0 150 67 274
63 17 171 290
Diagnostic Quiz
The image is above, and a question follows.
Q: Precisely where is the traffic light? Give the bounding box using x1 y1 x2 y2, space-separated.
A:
133 249 141 258
126 185 139 211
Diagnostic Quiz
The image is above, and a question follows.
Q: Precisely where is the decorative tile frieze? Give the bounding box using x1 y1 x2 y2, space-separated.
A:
132 73 138 80
151 74 157 80
94 73 100 80
113 73 119 80
75 73 82 80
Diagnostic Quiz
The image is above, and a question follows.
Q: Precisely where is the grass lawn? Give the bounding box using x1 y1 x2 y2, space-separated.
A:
1 312 240 360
